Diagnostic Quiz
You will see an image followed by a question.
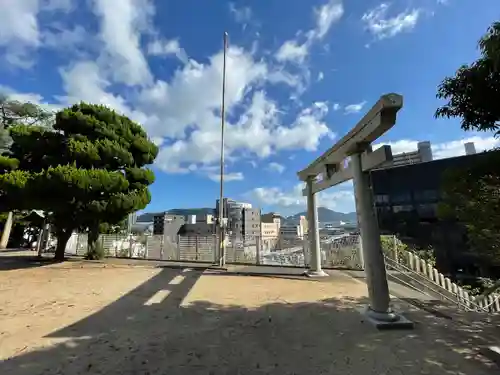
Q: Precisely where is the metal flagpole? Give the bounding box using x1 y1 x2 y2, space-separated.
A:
218 31 228 267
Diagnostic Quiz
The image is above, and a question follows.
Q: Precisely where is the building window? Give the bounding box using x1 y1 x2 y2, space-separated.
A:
391 192 411 204
375 194 389 204
392 205 413 213
413 189 439 202
376 206 391 215
416 203 437 217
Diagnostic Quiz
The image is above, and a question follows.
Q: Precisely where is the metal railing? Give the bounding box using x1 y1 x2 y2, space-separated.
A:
383 235 500 313
64 233 364 270
384 255 470 309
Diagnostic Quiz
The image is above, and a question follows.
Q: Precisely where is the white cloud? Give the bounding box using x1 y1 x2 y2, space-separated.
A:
362 3 421 40
153 90 332 174
308 0 344 40
42 25 87 50
272 101 334 151
247 181 354 213
0 85 43 105
147 38 188 64
55 42 329 176
0 0 78 68
332 103 340 111
373 136 500 160
0 0 41 67
275 40 309 63
250 184 304 207
58 61 132 116
0 1 40 46
228 3 252 29
373 139 419 155
268 162 285 174
434 136 500 159
0 84 61 113
42 0 74 12
344 101 366 114
208 172 244 182
139 46 269 140
6 2 334 181
92 0 154 86
275 0 344 63
317 71 324 81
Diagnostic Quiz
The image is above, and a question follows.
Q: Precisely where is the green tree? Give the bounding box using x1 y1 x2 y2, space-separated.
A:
435 21 500 133
438 153 500 267
435 20 500 270
0 103 158 260
0 95 54 127
99 217 129 235
0 95 54 248
0 95 54 152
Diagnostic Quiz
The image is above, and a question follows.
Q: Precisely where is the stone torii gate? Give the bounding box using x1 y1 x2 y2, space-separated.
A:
297 93 413 329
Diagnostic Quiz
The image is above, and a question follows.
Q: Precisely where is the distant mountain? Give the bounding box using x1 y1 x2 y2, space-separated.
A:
261 212 286 223
136 212 160 222
137 208 215 223
287 207 356 223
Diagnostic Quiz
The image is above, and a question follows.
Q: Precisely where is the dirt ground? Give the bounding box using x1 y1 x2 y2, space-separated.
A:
0 259 163 359
0 254 498 375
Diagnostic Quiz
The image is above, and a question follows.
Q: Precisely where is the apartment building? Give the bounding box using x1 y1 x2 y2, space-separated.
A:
215 198 258 238
279 216 307 240
261 214 281 250
242 208 261 237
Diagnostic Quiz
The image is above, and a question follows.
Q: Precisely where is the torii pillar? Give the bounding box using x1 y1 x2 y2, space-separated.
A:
304 176 328 277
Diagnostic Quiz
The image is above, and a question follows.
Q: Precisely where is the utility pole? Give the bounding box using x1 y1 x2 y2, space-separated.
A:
218 31 228 268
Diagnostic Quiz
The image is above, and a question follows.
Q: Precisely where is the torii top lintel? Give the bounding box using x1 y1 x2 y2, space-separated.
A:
297 93 403 182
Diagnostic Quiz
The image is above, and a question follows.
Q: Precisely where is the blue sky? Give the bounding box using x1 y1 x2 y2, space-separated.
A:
1 0 499 216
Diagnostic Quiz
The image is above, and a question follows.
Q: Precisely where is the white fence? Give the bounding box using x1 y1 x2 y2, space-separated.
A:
65 233 364 270
384 238 500 313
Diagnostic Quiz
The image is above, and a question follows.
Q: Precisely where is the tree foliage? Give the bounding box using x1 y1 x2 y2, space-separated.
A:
435 20 500 271
0 95 54 151
380 235 436 267
0 95 55 248
0 103 158 259
438 151 500 267
99 217 129 235
0 95 54 127
435 21 500 134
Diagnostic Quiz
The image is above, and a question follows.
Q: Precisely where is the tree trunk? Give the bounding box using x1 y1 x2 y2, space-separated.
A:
0 211 14 249
86 224 103 260
54 229 71 261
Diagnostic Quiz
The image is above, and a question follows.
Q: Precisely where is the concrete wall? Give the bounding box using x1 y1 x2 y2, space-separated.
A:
163 215 185 241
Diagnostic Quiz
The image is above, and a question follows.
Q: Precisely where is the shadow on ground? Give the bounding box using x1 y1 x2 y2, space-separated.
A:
206 270 321 282
0 253 62 271
1 268 500 375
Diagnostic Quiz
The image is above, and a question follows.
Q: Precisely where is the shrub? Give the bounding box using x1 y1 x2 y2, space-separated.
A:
85 241 106 260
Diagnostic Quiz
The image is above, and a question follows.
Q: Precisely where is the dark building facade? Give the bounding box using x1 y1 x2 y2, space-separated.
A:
370 150 498 275
153 213 186 238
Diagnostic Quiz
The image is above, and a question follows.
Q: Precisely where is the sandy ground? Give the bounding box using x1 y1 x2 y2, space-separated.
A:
0 254 499 375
